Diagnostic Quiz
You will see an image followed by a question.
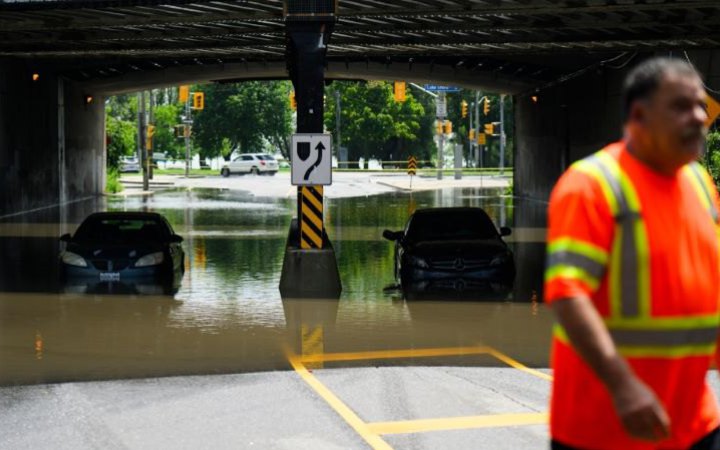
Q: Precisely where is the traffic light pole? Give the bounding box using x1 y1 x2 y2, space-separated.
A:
499 94 505 175
184 98 191 179
468 101 474 168
148 90 155 180
475 91 481 168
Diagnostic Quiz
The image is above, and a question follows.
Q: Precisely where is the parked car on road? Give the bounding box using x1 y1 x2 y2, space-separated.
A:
383 207 515 294
119 156 140 173
59 212 185 294
221 153 278 176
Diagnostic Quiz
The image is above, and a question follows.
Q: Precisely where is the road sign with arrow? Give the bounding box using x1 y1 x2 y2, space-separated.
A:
291 133 333 186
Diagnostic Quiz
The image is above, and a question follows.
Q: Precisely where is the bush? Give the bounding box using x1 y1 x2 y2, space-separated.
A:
705 131 720 186
106 168 123 194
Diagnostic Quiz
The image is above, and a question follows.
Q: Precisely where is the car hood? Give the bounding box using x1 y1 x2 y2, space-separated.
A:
406 239 508 259
66 241 164 260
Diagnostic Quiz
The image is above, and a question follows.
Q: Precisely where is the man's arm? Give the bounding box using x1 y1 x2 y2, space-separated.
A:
553 296 670 442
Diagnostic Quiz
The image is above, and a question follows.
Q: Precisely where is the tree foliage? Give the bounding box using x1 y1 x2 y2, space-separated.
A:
191 81 293 160
324 81 430 163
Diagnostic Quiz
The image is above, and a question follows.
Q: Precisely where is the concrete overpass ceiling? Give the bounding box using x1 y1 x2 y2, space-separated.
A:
1 0 719 93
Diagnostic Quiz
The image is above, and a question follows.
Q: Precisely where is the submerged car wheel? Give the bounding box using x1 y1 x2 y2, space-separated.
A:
251 167 259 175
221 168 230 177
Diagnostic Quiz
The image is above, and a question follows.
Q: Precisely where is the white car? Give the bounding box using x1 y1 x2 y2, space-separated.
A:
221 153 279 176
119 156 140 173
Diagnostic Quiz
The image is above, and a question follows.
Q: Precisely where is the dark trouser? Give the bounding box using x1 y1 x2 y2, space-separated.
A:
551 427 720 450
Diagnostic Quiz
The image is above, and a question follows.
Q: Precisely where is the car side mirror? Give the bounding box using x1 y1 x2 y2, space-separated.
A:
500 227 512 237
60 233 71 243
383 230 402 241
169 234 184 243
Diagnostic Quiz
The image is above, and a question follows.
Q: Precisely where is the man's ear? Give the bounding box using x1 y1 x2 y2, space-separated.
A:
629 101 646 125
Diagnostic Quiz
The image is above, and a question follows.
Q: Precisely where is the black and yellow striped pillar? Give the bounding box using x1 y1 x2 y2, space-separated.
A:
300 186 324 249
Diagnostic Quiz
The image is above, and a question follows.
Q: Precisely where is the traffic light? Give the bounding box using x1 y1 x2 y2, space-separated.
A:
444 120 452 135
435 120 443 135
477 133 486 145
179 85 189 103
289 91 296 110
484 123 494 135
483 98 490 116
393 81 406 102
146 125 156 138
461 100 468 118
192 92 204 110
174 125 185 138
469 128 475 140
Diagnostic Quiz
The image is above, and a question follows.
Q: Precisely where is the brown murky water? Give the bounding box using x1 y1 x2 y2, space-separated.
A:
0 187 552 385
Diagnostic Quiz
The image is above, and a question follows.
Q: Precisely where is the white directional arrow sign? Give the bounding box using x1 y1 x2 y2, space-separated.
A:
291 133 332 186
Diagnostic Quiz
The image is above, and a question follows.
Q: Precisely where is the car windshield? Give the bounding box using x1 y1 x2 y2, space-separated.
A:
405 210 498 242
74 217 170 243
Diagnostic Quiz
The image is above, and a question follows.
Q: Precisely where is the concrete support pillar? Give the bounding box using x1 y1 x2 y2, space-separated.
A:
279 6 342 299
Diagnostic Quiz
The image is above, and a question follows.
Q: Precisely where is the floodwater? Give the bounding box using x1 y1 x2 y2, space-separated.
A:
0 187 552 385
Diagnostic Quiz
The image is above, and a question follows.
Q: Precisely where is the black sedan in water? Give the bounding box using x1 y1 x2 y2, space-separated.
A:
59 212 185 294
383 207 515 296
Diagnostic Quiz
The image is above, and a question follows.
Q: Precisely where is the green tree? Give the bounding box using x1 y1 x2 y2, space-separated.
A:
704 130 720 184
106 114 136 169
324 81 429 164
191 81 294 161
152 103 184 159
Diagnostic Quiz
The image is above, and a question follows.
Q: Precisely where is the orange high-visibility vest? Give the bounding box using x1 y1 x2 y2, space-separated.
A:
545 142 720 449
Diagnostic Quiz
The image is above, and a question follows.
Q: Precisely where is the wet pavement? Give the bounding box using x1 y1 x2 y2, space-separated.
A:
0 186 554 449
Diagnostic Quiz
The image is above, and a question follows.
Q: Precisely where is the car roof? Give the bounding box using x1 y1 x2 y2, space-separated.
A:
84 212 167 221
412 207 490 215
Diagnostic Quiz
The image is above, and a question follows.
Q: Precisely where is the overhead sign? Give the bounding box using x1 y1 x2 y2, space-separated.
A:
291 133 332 186
424 84 461 92
436 95 447 118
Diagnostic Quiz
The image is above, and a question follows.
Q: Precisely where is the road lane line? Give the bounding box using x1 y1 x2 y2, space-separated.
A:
366 412 548 435
486 347 553 381
298 346 491 363
287 352 394 450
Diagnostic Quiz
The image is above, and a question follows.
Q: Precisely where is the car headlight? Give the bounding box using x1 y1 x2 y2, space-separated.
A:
135 252 165 267
61 251 87 267
408 255 430 269
490 252 511 266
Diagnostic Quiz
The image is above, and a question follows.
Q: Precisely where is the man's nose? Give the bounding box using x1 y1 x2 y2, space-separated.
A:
693 102 708 125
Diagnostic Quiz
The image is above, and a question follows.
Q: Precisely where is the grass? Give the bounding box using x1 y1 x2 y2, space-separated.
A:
106 168 123 193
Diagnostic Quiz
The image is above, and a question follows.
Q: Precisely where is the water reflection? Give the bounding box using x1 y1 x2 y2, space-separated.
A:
0 187 551 385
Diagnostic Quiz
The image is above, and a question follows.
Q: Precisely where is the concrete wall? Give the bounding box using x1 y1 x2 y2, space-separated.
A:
0 59 104 217
514 50 720 201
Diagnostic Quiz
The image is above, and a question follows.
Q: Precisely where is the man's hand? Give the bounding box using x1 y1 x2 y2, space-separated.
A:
611 375 671 441
553 296 671 442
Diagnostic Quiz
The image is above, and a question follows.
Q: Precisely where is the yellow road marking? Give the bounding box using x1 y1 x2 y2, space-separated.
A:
367 413 548 435
486 347 553 381
299 346 492 363
287 352 393 450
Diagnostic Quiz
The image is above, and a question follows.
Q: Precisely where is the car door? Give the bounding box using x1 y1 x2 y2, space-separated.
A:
240 155 254 173
228 156 243 174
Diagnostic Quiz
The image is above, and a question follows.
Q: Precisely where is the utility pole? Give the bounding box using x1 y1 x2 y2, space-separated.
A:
184 96 192 178
137 91 149 191
148 90 155 180
499 94 506 175
475 91 481 168
437 92 446 180
468 100 474 168
335 90 341 167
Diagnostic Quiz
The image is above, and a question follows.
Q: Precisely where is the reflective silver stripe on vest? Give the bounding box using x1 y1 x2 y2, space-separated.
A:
610 326 719 347
586 154 641 317
687 163 719 223
546 251 605 281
